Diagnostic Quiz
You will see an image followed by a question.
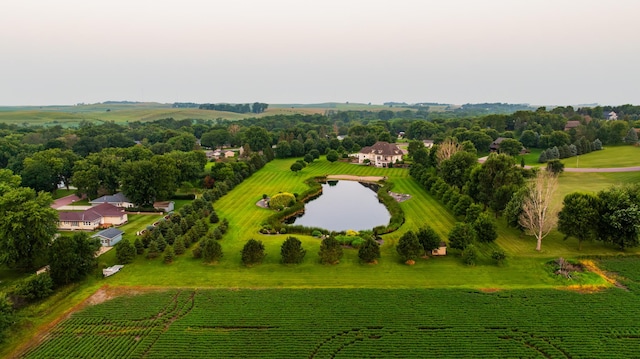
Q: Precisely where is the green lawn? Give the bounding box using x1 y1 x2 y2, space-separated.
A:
562 145 640 168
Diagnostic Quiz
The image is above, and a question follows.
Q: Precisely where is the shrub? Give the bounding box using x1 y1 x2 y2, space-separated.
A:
464 244 477 266
491 250 507 265
241 239 266 266
269 192 296 209
280 236 306 264
318 236 343 264
15 273 54 302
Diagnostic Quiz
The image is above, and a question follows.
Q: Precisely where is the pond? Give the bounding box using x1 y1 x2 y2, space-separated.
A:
290 180 390 232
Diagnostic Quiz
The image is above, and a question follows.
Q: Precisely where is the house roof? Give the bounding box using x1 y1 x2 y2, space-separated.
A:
564 120 581 131
91 203 126 217
58 210 102 222
92 228 124 240
90 192 131 204
359 141 403 156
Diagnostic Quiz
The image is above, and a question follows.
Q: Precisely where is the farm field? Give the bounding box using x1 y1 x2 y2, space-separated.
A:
20 255 640 359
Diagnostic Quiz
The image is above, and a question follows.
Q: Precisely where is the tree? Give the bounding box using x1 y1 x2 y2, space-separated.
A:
146 240 160 259
504 187 527 232
318 236 343 264
439 151 477 189
546 159 564 175
134 237 145 255
163 246 175 264
15 273 54 302
243 126 271 152
473 213 498 243
275 140 291 158
48 233 100 286
468 153 524 216
200 129 230 149
0 294 13 343
396 231 423 263
596 186 640 249
491 250 507 265
326 150 339 163
280 236 306 264
290 161 303 174
416 226 441 256
290 140 305 157
241 239 266 266
358 238 380 264
436 138 460 164
463 243 477 266
0 187 58 270
202 237 223 263
519 130 538 148
115 239 136 264
304 153 314 164
624 127 638 144
557 192 599 250
120 156 180 207
498 138 523 157
448 222 475 254
519 171 559 251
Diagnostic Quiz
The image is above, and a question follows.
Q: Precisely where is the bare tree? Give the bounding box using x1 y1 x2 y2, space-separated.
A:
519 171 559 251
436 138 461 164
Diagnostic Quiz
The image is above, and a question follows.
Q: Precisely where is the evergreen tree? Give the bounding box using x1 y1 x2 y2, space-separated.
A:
163 246 175 264
174 236 186 255
358 238 380 264
212 227 223 240
241 239 266 266
164 227 176 245
280 236 306 264
115 239 136 264
134 237 144 255
396 231 422 263
318 236 343 264
625 127 638 144
146 240 160 259
209 210 219 224
156 233 167 252
202 238 223 263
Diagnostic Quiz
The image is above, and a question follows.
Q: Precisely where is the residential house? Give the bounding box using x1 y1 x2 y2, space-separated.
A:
92 227 124 247
422 140 435 148
224 150 235 158
431 242 447 256
89 192 134 208
58 203 128 231
357 141 404 167
564 120 581 131
605 111 618 120
489 137 506 152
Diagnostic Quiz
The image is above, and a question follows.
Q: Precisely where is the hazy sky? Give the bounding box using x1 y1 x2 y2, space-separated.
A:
1 0 639 106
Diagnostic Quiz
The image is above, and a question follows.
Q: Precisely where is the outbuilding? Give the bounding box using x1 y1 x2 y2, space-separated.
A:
92 227 124 247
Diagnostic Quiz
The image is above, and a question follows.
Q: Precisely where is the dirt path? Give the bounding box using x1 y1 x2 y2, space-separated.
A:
326 174 386 182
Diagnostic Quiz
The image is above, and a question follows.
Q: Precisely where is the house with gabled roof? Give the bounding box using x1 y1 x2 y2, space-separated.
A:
92 228 124 247
564 120 581 131
357 141 404 167
89 192 134 208
58 203 128 231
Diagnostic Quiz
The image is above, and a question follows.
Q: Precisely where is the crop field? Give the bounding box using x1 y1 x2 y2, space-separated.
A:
21 256 640 359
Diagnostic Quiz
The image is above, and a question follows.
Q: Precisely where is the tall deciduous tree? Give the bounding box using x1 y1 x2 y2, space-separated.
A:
557 192 599 250
439 151 477 189
416 226 441 256
48 233 100 285
0 186 58 270
448 222 475 254
468 153 524 215
436 138 460 164
519 171 559 251
596 185 640 249
326 150 339 163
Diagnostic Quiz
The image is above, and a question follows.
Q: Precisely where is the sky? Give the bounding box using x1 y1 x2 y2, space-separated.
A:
1 0 639 106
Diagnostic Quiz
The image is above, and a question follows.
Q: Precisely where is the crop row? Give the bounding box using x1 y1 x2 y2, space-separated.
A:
22 260 640 358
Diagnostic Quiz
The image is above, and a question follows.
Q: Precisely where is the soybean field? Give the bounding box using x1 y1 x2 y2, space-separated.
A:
21 256 640 359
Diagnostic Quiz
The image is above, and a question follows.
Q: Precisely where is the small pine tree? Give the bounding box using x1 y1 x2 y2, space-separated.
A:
164 227 176 245
241 239 266 266
358 238 381 264
625 127 638 144
146 240 159 259
163 246 175 264
396 231 422 263
202 238 223 263
192 243 203 259
538 150 547 163
520 157 525 168
280 236 306 264
134 237 145 255
593 138 603 150
115 239 136 264
209 210 219 224
156 233 167 252
194 219 208 238
318 236 343 265
212 227 223 240
174 236 186 255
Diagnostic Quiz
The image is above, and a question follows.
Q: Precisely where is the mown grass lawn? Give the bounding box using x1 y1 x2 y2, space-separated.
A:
562 145 640 168
99 157 640 290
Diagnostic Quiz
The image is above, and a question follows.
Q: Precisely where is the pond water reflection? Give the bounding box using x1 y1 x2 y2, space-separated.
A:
291 180 390 231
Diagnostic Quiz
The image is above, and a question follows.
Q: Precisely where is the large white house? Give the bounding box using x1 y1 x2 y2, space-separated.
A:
357 141 404 167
